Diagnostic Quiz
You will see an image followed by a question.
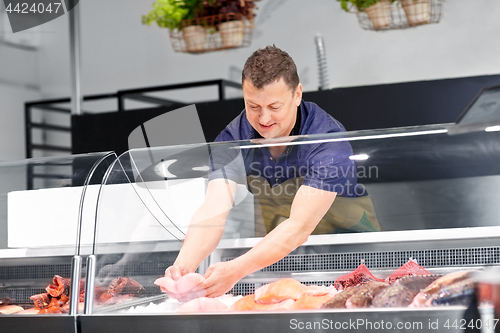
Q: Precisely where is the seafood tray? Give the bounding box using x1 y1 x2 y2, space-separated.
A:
78 307 495 333
3 123 500 333
79 259 497 333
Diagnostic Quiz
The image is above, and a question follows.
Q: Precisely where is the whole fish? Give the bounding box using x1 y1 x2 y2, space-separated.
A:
322 286 360 308
410 271 472 307
345 281 389 308
372 285 417 308
430 278 476 306
393 274 443 294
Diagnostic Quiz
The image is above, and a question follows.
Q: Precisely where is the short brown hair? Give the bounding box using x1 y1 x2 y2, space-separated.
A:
242 45 300 91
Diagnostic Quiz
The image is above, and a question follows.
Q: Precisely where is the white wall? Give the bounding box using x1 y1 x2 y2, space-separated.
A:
0 0 70 162
2 0 500 161
77 0 500 96
0 42 41 161
0 83 40 161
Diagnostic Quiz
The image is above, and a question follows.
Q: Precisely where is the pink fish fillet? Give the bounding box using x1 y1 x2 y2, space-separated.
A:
154 272 205 294
175 297 228 313
302 285 338 297
155 272 206 302
171 290 207 303
176 273 205 294
154 276 178 294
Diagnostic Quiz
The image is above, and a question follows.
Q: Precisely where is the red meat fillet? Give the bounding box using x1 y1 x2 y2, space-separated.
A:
334 264 384 290
385 260 430 284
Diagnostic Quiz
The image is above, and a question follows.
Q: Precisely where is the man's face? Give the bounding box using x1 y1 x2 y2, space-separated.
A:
243 78 302 139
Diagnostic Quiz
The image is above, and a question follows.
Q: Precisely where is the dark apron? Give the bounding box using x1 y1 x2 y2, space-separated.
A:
247 175 380 236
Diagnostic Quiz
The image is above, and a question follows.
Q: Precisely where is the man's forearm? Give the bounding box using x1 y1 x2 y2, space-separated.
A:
174 207 228 272
173 179 236 272
229 217 312 279
229 185 336 280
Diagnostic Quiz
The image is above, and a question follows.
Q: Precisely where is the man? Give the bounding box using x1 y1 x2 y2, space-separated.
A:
166 46 379 299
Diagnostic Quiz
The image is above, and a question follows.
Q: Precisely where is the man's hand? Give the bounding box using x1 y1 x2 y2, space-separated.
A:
160 265 207 302
166 264 192 281
198 261 242 298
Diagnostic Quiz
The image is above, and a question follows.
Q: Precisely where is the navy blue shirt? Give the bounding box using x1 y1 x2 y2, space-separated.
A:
211 100 365 197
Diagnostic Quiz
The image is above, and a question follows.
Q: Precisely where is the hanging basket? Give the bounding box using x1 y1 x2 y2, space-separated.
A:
169 13 254 54
353 0 444 31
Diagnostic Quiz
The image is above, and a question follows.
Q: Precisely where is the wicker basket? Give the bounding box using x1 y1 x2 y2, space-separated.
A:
401 0 430 26
354 0 444 31
364 0 393 29
169 13 254 54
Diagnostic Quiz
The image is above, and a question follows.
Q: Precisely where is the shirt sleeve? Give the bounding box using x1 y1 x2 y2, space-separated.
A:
207 141 247 185
301 140 364 197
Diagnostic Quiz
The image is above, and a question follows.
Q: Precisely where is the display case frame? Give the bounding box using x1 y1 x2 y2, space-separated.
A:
0 152 116 330
82 122 500 327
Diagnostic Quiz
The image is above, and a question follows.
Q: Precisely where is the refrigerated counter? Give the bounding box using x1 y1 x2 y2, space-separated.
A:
0 152 116 331
2 123 500 332
81 123 499 332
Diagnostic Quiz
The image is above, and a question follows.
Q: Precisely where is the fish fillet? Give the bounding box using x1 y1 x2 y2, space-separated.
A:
302 285 338 297
38 306 63 314
154 276 177 293
254 278 308 303
334 264 384 290
175 297 228 313
18 308 40 315
231 294 295 311
154 273 204 295
176 273 205 294
0 305 24 314
385 261 430 284
290 294 332 310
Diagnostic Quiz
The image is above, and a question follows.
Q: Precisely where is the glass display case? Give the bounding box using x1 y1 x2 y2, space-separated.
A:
0 152 115 330
79 123 499 332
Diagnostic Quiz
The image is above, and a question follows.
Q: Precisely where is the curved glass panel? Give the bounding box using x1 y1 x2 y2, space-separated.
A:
89 124 500 314
0 152 115 315
89 140 253 312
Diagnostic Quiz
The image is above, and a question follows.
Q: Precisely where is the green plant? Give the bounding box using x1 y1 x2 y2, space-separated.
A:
142 0 204 30
337 0 391 12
